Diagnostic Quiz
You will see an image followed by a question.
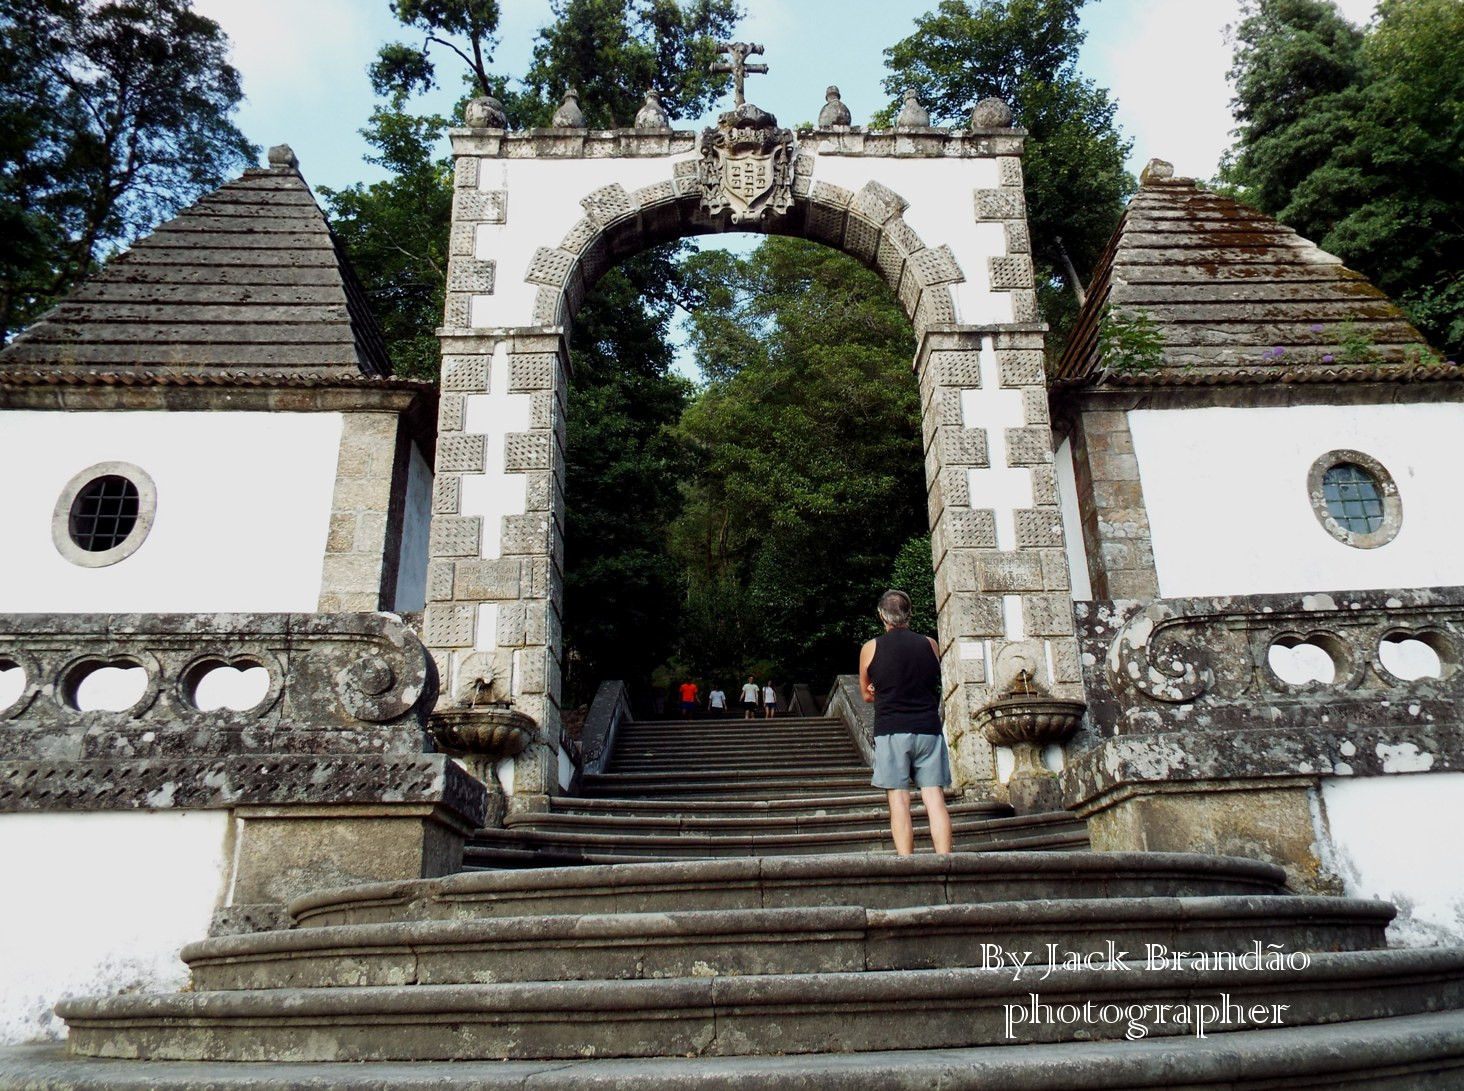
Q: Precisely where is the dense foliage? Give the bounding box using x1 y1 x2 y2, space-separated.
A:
879 0 1133 357
1223 0 1464 357
0 0 255 343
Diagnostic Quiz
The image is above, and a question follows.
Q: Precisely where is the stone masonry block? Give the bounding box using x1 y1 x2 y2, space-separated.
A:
915 287 957 330
454 189 505 223
559 217 598 255
427 560 454 602
806 200 847 245
1023 593 1076 636
998 157 1023 188
940 427 989 468
844 215 880 263
447 257 496 293
975 188 1024 220
424 604 476 648
438 394 465 434
523 471 552 512
501 514 552 556
1005 220 1030 254
997 350 1045 388
454 156 479 189
850 180 907 225
1030 465 1060 508
949 509 998 549
437 433 486 474
1004 427 1053 467
911 245 963 286
955 593 1005 637
455 558 522 601
1040 549 1071 592
326 513 354 554
450 223 475 257
935 350 982 388
526 247 576 287
581 183 634 225
1011 290 1040 322
1091 451 1141 482
442 355 489 392
429 515 482 558
989 255 1034 291
942 466 971 510
1022 388 1050 426
1015 509 1066 549
504 432 551 472
1051 638 1083 684
432 475 461 516
508 353 557 393
496 603 527 647
976 552 1044 592
444 293 472 328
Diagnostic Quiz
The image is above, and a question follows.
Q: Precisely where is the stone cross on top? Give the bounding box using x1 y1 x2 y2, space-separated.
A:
711 41 767 107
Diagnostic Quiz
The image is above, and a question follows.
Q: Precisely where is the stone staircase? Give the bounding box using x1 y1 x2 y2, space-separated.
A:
44 852 1464 1085
18 711 1464 1086
466 713 1089 866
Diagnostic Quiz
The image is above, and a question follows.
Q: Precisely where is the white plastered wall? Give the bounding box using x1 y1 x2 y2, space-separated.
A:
1316 771 1464 946
468 152 1013 330
1127 403 1464 598
0 810 230 1043
1054 435 1093 600
0 412 342 612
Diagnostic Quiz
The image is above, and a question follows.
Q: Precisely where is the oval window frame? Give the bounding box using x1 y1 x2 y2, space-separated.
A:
1306 449 1401 549
51 462 158 568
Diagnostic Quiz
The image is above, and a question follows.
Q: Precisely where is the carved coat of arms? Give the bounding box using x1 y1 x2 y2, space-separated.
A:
698 104 794 225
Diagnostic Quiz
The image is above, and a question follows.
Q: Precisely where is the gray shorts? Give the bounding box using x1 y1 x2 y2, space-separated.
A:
872 732 951 790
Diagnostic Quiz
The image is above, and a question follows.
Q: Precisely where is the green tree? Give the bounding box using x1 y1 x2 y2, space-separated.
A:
0 0 256 343
506 0 738 128
880 0 1133 356
672 236 926 689
1223 0 1464 357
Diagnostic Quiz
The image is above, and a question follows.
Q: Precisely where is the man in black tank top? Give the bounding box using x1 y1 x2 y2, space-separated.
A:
858 590 954 854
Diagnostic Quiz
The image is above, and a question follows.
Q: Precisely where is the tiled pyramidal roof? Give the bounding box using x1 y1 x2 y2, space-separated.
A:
0 146 392 380
1054 163 1440 387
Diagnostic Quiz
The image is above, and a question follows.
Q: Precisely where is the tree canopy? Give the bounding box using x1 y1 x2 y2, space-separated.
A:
880 0 1133 356
670 236 928 689
1223 0 1464 357
0 0 256 343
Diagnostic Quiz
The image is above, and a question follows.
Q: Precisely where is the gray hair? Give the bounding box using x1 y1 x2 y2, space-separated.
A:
877 589 912 627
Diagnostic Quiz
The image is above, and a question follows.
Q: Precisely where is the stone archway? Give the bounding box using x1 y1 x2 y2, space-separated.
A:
423 104 1081 810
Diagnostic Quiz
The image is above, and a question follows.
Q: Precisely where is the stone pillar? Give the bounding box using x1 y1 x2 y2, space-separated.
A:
919 327 1082 796
1066 403 1159 599
425 328 566 812
318 411 412 611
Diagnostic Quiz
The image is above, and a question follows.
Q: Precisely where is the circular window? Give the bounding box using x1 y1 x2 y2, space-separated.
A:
1307 450 1401 549
52 462 157 568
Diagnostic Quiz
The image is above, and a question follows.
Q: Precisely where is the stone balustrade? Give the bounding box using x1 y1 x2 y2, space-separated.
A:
1076 586 1464 738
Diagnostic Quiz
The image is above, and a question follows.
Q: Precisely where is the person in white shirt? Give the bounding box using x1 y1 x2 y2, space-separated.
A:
740 676 759 719
708 687 727 717
762 681 777 718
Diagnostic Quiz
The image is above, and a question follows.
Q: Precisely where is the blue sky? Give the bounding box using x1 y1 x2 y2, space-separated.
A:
194 0 1379 195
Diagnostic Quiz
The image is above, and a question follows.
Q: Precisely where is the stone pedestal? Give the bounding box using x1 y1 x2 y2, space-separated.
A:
1063 733 1342 894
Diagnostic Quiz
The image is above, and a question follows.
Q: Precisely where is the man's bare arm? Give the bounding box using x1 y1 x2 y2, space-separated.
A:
858 639 877 702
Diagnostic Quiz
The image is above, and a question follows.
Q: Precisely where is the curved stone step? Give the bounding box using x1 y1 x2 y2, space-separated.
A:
582 771 874 799
10 1010 1464 1088
606 759 869 776
287 853 1291 928
58 949 1464 1062
182 896 1394 992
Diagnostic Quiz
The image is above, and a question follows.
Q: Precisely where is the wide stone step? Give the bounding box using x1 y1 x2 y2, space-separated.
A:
503 799 1012 836
606 757 867 774
545 792 1006 821
464 813 1088 862
12 1011 1464 1088
181 896 1394 992
287 853 1292 928
57 949 1464 1062
581 770 874 799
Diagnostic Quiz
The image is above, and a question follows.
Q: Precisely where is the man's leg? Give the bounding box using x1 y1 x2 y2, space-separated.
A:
920 785 953 854
886 789 915 855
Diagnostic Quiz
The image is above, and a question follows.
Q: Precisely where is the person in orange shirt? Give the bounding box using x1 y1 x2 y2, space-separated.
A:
678 679 699 719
